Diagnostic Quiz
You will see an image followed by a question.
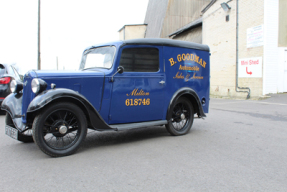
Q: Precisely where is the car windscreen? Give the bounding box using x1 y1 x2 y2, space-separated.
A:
80 46 116 70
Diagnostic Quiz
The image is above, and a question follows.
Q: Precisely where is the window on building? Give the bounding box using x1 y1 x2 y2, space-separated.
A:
119 48 159 72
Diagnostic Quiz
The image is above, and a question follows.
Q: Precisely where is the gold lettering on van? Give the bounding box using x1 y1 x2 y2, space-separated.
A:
126 88 150 96
169 53 207 68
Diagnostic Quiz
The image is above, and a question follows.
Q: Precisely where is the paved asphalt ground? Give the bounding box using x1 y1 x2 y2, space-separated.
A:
0 94 287 191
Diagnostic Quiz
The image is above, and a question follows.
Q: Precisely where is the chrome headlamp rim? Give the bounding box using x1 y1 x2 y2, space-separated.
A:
10 80 17 93
10 79 23 93
31 78 47 94
31 78 40 94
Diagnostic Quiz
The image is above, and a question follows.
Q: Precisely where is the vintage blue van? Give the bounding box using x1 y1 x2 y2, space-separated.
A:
2 38 210 157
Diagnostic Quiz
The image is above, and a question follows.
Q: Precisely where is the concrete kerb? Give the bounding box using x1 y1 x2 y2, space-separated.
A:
210 92 287 102
210 94 271 100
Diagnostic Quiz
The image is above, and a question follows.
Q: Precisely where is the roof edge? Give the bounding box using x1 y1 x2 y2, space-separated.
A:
168 17 202 37
201 0 217 14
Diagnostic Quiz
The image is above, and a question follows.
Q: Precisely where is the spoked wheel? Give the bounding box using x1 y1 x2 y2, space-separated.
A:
5 114 34 143
166 98 194 136
32 102 87 157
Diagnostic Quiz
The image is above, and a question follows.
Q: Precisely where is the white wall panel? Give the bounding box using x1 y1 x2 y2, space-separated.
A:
263 0 279 94
278 47 287 92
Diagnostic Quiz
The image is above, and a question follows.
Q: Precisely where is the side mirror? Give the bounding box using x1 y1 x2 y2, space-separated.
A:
117 66 124 74
110 66 124 82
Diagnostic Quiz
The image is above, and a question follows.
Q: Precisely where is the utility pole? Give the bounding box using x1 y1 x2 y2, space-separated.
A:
56 56 59 70
37 0 41 70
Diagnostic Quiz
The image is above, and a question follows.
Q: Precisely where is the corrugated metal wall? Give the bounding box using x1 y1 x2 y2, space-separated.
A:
172 26 202 43
161 0 210 38
144 0 211 38
278 0 287 47
144 0 169 38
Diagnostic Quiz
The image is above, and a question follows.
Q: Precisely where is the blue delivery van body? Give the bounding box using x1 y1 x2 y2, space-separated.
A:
2 38 210 157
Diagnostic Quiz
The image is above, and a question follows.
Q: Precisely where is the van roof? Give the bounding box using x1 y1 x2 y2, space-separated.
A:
84 38 210 53
122 38 210 52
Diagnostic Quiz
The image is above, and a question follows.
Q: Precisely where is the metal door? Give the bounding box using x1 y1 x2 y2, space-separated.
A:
108 46 166 124
109 74 165 124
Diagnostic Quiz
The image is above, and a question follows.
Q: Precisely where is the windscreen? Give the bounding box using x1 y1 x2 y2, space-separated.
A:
80 46 116 70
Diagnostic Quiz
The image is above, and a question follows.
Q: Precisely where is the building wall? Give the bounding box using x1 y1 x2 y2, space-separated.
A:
278 0 287 47
160 0 210 38
119 25 147 40
144 0 169 38
172 26 202 43
125 25 147 40
278 47 287 92
263 0 279 94
237 0 264 97
119 29 125 40
277 0 287 92
144 0 211 38
143 0 286 96
202 0 264 98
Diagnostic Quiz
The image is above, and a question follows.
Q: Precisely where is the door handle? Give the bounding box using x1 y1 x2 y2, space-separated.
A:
159 80 165 85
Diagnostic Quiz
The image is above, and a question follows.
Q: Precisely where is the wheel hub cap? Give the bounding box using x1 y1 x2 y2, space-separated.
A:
59 125 68 134
180 113 185 120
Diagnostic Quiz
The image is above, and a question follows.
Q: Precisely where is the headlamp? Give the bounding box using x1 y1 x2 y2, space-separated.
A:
10 80 23 93
31 78 47 94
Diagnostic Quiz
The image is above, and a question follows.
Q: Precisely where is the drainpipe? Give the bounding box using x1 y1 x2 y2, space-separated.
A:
235 0 250 99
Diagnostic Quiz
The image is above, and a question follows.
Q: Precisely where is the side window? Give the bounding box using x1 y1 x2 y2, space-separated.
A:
119 48 159 72
7 66 16 76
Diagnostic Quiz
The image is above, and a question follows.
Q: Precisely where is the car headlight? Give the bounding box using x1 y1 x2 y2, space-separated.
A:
10 80 23 93
31 78 47 94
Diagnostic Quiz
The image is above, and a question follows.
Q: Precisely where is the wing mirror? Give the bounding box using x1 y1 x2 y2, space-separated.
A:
117 66 124 74
110 66 124 82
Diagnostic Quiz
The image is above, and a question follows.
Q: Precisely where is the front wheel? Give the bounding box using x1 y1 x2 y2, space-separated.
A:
32 102 87 157
166 98 194 136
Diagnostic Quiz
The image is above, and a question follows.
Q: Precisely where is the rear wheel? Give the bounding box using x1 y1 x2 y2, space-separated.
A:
5 114 33 143
32 102 87 157
166 98 194 136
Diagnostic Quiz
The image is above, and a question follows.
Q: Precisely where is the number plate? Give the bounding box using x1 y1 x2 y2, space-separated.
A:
5 125 18 140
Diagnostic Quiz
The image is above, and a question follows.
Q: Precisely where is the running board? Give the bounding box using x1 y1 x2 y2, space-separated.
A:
110 120 168 131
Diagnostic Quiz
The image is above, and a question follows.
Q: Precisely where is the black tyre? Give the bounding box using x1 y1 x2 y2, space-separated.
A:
32 102 87 157
0 110 6 115
166 98 194 136
5 114 34 143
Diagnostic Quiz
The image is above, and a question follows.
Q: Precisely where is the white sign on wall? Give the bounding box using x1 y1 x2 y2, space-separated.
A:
238 57 262 78
247 25 264 48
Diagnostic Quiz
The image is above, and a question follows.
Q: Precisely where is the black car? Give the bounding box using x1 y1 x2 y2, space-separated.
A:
0 63 21 106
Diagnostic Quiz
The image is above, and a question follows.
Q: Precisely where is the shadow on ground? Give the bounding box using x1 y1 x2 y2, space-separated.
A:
81 126 171 150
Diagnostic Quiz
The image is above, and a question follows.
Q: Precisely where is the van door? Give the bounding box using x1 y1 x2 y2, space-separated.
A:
109 46 165 124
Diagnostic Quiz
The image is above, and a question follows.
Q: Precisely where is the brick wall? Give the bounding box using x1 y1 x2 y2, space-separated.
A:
202 0 264 98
